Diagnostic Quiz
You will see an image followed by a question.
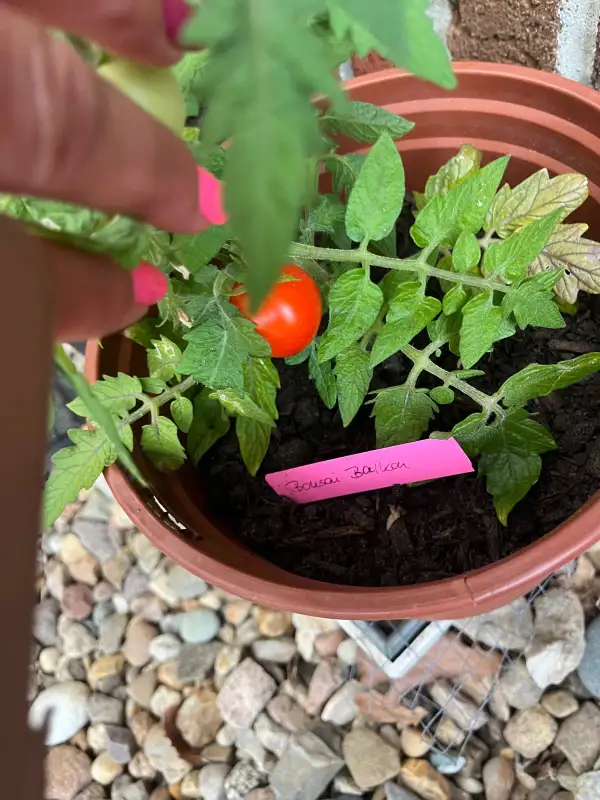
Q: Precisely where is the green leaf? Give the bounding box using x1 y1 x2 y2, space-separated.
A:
499 353 600 407
429 386 454 405
452 229 481 273
482 210 561 282
141 417 187 471
502 273 566 330
346 133 405 243
459 292 505 369
189 141 228 180
125 319 161 349
230 316 271 358
187 0 345 307
370 282 441 367
489 170 588 238
309 346 337 408
442 283 468 315
187 389 231 465
172 225 231 274
529 223 600 304
209 388 276 427
148 336 183 382
171 396 194 433
334 344 372 426
285 345 312 366
44 428 122 528
324 153 366 194
140 378 168 394
412 156 509 247
449 411 493 458
424 145 482 203
236 417 271 476
379 270 417 303
180 321 247 393
478 410 556 524
173 50 210 116
68 373 142 419
321 101 414 143
54 346 144 486
243 357 280 420
331 0 455 89
373 387 438 447
319 270 383 361
301 194 346 241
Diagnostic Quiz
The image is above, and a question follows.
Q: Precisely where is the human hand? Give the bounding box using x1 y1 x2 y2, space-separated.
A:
0 0 225 341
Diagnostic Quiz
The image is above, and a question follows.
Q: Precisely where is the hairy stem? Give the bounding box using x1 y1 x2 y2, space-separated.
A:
404 340 442 390
289 242 509 293
118 376 197 432
402 344 505 418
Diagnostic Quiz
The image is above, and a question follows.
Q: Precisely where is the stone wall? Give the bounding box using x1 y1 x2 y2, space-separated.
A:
352 0 600 89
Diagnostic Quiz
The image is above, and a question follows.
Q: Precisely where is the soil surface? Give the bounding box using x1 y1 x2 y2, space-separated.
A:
197 289 600 588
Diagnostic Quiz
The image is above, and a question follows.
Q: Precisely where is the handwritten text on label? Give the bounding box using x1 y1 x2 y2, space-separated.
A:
265 438 473 503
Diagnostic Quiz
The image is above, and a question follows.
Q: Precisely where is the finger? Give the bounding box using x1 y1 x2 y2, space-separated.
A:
47 243 168 341
0 7 212 234
0 0 190 66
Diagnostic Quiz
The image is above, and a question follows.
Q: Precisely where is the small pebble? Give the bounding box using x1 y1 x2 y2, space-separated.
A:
149 634 182 663
39 646 60 674
179 609 220 644
61 583 94 620
45 745 92 800
29 681 90 746
123 618 158 667
90 752 123 785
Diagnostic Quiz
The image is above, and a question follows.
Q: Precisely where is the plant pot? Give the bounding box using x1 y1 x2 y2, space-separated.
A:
91 63 600 620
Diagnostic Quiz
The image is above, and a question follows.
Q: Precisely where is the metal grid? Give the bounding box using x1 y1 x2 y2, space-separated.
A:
341 566 574 765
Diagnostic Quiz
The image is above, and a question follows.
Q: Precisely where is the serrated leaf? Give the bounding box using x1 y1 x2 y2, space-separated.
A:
189 141 228 179
459 292 504 368
490 170 588 238
321 101 414 143
148 336 183 382
172 225 231 274
171 396 194 433
334 344 372 425
140 377 168 394
125 319 161 349
324 153 366 194
499 353 600 407
285 345 312 366
301 194 346 242
44 429 119 528
482 210 561 282
244 357 280 420
188 0 345 306
236 417 271 476
502 273 565 330
428 311 462 352
319 270 383 360
209 388 276 427
68 373 142 419
371 283 441 366
412 156 509 247
187 388 231 465
331 0 455 89
424 145 482 203
373 387 437 447
174 50 210 116
379 269 417 303
478 410 556 524
450 411 494 458
230 316 271 358
429 386 454 405
309 346 337 408
452 229 481 273
141 417 186 471
346 133 405 243
530 223 600 303
442 283 468 315
180 321 247 393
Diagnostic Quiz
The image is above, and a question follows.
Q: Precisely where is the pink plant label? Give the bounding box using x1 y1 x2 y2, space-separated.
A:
265 438 473 503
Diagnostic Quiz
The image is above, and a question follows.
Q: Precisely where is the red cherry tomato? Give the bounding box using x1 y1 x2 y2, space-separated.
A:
230 265 322 358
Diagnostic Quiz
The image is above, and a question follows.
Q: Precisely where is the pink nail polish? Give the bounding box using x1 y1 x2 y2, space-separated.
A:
132 262 169 306
198 167 228 226
162 0 191 43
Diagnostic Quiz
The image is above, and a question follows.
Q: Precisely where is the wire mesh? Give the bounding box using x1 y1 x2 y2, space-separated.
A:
341 563 575 763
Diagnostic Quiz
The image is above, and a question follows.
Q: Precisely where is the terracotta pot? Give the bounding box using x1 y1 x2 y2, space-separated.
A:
92 63 600 619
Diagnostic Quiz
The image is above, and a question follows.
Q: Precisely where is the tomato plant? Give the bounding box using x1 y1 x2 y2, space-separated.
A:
97 60 186 135
230 265 322 358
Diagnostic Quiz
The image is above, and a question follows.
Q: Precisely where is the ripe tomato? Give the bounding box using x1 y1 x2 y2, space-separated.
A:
230 265 322 358
97 60 186 135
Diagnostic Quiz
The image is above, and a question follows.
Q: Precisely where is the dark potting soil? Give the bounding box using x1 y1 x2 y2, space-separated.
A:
196 293 600 587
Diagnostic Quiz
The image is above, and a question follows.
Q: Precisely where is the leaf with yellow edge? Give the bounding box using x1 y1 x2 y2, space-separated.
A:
529 223 600 303
423 144 482 204
489 169 588 238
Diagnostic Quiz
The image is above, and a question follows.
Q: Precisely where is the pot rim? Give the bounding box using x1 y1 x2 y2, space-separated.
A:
94 62 600 619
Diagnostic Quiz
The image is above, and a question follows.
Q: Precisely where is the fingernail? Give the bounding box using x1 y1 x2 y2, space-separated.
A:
132 262 169 306
162 0 191 43
198 167 228 226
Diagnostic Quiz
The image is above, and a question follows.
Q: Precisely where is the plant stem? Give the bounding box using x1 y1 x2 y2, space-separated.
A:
404 340 442 390
118 376 197 432
479 229 497 250
401 344 505 418
289 242 509 293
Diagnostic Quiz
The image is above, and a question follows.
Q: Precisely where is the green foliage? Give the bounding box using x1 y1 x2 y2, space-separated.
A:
321 102 414 144
373 388 438 447
319 270 383 360
187 389 231 465
236 358 280 476
334 344 372 425
141 417 187 471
